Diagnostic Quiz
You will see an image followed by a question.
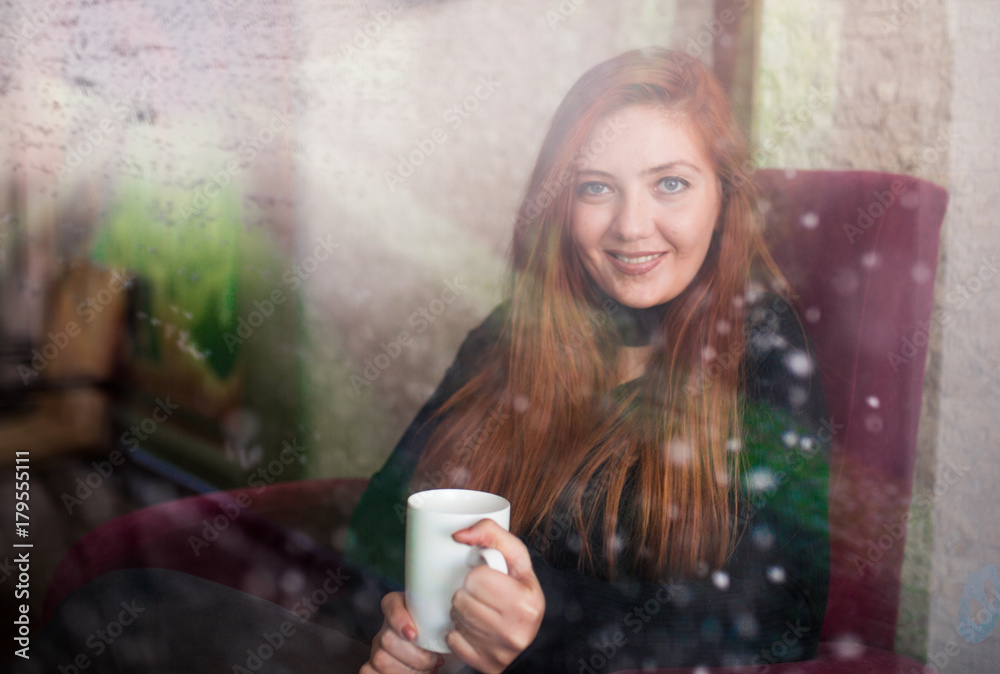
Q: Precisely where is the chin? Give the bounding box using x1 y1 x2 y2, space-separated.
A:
613 292 670 310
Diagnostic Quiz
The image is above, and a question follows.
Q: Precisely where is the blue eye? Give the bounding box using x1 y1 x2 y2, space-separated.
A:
659 177 688 193
578 182 610 196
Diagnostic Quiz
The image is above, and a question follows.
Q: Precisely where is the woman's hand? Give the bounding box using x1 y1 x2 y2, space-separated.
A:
447 519 545 673
361 592 445 674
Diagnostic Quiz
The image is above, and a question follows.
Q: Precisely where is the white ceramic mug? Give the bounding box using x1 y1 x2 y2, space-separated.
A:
405 488 511 653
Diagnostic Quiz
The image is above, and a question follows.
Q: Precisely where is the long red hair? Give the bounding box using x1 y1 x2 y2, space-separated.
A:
413 48 778 581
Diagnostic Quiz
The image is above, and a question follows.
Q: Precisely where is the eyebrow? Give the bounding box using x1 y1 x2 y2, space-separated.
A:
576 161 705 179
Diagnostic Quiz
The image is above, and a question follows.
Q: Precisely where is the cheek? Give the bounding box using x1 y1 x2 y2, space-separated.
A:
570 210 603 253
679 204 719 252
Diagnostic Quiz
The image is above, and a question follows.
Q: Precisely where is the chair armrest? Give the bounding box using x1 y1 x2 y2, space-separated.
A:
43 477 368 623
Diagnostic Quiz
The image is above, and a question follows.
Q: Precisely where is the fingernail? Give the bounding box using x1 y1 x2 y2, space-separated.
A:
402 625 417 641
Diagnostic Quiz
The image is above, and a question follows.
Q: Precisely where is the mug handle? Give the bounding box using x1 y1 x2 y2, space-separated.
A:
467 546 508 574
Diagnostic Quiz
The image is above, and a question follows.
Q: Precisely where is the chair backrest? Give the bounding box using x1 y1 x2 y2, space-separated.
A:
756 169 948 650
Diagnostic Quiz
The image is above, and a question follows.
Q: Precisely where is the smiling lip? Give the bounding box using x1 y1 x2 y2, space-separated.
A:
605 251 667 275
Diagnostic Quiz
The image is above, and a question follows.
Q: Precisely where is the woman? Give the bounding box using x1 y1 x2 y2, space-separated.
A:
349 48 829 673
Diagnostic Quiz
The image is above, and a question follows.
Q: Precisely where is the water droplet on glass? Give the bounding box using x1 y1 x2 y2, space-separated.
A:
701 345 717 362
785 350 814 378
711 570 730 590
767 565 786 584
866 395 880 408
751 525 775 550
448 466 470 487
784 168 798 180
734 612 759 638
911 262 931 284
513 394 529 414
716 319 731 335
861 252 879 268
788 386 808 408
832 268 861 296
831 635 865 659
668 440 692 466
901 191 921 209
726 438 742 453
805 306 821 323
747 468 777 493
800 211 819 229
746 280 766 304
279 570 306 594
782 430 799 447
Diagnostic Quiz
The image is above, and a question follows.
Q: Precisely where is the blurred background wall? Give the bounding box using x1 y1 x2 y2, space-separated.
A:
755 1 997 670
0 0 996 669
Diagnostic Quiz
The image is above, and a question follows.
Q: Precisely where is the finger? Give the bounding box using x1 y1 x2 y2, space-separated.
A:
381 592 418 642
366 641 442 674
451 520 536 582
372 629 444 672
451 583 509 635
452 579 543 651
444 628 503 674
460 562 529 606
376 593 445 671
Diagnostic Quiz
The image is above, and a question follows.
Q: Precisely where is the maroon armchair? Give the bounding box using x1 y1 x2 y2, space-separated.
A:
43 169 948 672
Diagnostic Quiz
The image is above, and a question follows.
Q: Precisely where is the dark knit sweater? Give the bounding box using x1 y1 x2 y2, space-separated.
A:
346 294 830 672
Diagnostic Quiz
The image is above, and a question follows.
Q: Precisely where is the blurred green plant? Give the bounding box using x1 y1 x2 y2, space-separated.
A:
90 181 252 379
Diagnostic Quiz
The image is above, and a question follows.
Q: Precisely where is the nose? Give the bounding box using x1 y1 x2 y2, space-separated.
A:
611 190 655 241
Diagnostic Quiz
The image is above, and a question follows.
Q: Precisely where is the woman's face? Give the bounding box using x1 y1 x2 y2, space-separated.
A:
570 105 721 309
